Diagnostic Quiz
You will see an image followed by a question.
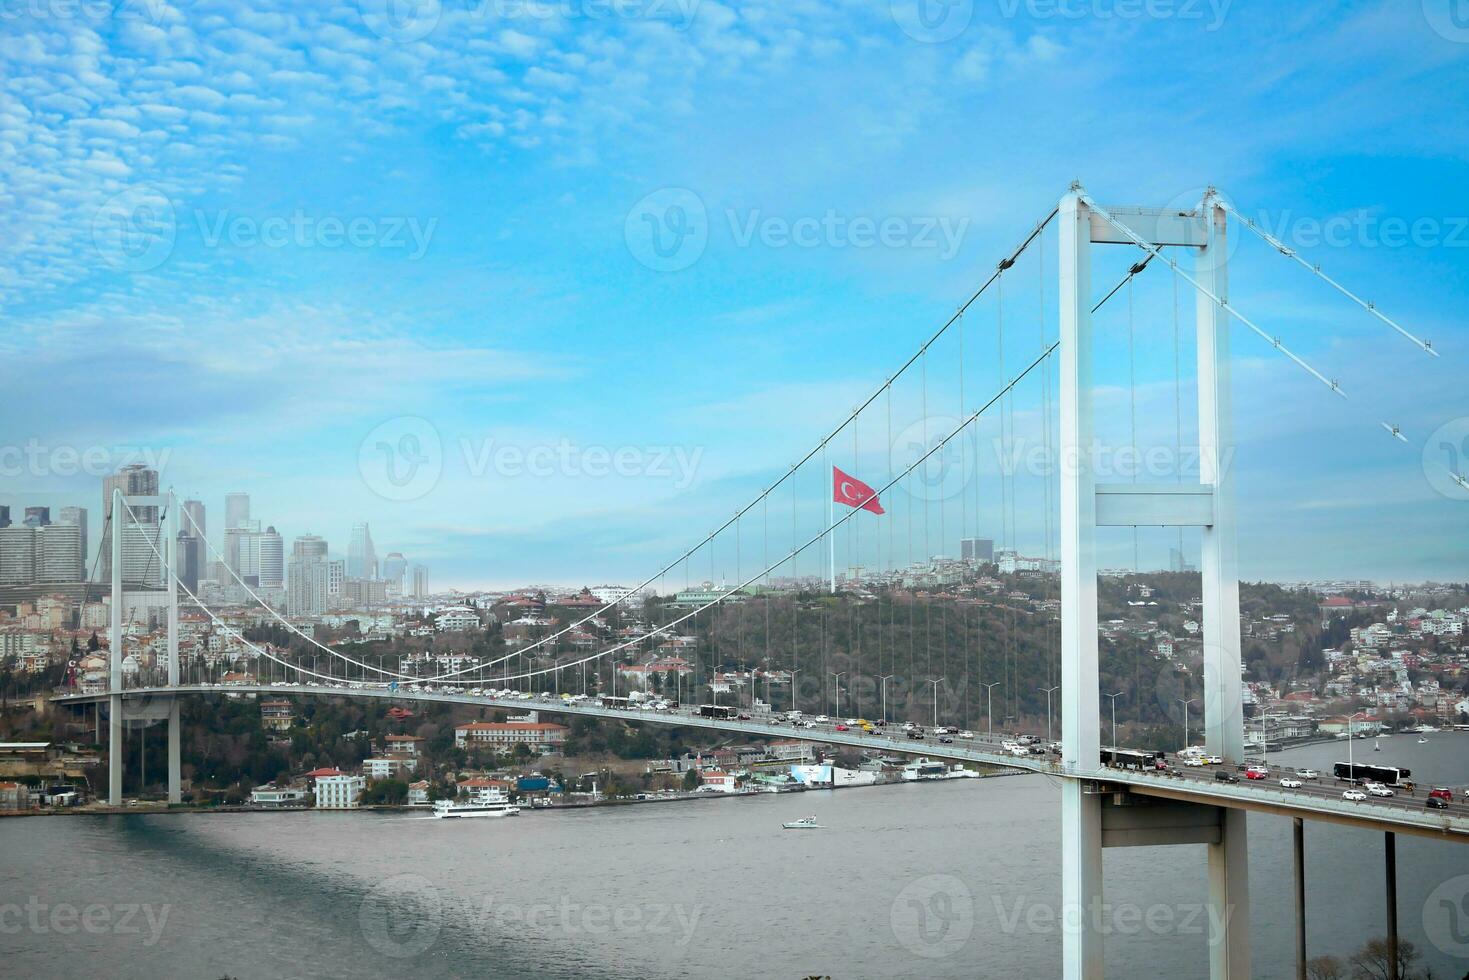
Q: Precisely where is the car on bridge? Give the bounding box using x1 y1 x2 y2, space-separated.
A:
1296 769 1319 779
1279 777 1303 788
1365 782 1395 798
1430 787 1454 803
1245 768 1268 780
1182 756 1206 767
1214 771 1240 784
1343 789 1368 801
1428 796 1450 810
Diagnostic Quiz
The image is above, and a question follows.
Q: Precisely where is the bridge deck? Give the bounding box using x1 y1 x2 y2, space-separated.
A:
56 684 1469 841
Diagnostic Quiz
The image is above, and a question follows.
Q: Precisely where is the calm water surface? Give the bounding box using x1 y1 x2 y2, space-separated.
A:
6 737 1469 978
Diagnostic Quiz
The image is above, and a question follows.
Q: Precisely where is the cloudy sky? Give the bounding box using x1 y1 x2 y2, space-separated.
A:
2 0 1467 589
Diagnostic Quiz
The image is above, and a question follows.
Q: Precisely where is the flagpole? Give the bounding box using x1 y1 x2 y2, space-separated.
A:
828 476 836 594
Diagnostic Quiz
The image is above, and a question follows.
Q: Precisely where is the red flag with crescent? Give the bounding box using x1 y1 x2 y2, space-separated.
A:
832 466 884 515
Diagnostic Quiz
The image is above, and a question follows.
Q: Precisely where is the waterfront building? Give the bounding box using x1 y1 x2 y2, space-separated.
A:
454 721 568 752
309 769 365 809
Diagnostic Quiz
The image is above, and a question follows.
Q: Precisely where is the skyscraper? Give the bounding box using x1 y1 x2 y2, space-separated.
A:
960 537 995 563
38 523 83 582
412 565 427 599
101 464 158 581
23 506 50 528
120 520 166 587
0 506 9 528
182 499 206 586
0 525 36 584
259 526 284 588
58 506 87 572
348 523 376 580
224 492 250 530
381 552 407 593
287 534 339 617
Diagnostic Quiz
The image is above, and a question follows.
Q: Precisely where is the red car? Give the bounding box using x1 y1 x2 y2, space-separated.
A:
1245 769 1267 780
835 724 850 731
1430 787 1454 802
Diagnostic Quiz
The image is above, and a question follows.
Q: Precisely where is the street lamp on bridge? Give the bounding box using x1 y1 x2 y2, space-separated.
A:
982 682 1001 739
828 671 846 717
1177 697 1199 754
1101 691 1125 762
1039 686 1060 745
879 674 896 722
1346 710 1372 779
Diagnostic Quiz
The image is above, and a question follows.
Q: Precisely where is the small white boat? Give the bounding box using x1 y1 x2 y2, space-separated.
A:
782 815 822 829
1418 737 1429 744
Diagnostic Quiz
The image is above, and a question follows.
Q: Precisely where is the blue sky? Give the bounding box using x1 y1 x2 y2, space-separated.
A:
2 0 1468 589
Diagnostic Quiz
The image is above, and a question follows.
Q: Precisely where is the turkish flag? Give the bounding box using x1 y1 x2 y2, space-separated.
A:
832 466 884 515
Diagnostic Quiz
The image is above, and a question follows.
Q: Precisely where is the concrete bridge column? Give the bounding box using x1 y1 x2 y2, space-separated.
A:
1197 193 1250 980
1059 188 1104 979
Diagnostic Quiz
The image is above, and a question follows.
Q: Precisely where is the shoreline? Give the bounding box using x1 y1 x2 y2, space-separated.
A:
0 766 1028 819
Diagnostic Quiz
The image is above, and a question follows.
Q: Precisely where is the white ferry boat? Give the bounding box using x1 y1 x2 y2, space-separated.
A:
782 815 822 829
432 786 522 819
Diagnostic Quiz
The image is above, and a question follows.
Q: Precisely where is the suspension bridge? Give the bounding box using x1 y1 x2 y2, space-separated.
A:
54 185 1461 980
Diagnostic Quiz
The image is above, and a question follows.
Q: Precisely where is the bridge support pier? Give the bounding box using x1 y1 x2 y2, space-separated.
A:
1294 817 1306 980
1207 808 1250 979
108 693 121 805
1386 832 1399 980
167 699 181 805
1062 782 1105 978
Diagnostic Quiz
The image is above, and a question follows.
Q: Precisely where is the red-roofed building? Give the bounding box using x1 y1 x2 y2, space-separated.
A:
698 769 737 793
454 721 569 752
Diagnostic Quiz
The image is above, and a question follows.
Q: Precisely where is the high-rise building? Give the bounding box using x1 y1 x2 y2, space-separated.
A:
176 530 200 593
412 565 427 599
183 499 206 539
381 552 407 593
120 520 166 587
57 506 87 572
38 523 83 582
224 492 250 531
347 523 376 580
23 506 50 528
0 525 36 584
224 521 263 584
0 506 9 528
287 534 342 617
181 499 207 588
101 464 159 581
259 526 284 588
293 534 328 560
960 537 995 563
